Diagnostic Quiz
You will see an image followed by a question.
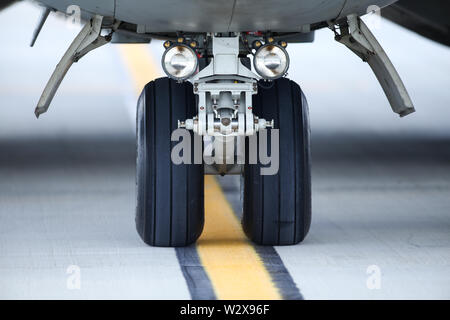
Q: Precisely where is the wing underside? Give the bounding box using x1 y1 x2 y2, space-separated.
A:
383 0 450 47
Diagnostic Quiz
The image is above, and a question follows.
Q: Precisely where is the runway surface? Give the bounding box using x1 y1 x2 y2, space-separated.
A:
0 2 449 299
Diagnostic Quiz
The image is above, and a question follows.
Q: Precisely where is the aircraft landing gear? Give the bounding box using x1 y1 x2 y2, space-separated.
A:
135 76 312 247
26 10 415 248
136 33 312 247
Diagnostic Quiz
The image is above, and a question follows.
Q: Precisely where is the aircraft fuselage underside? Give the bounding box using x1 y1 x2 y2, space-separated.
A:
38 0 396 32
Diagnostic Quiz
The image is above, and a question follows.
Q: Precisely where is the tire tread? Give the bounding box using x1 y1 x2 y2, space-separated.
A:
243 78 311 246
136 78 204 247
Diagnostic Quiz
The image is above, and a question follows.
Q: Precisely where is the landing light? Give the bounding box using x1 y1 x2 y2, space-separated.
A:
253 44 289 80
162 44 198 81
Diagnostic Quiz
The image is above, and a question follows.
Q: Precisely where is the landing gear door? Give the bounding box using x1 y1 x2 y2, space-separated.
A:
336 14 415 117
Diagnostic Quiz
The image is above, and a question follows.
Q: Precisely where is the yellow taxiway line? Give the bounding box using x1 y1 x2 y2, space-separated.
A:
199 176 281 299
117 44 160 94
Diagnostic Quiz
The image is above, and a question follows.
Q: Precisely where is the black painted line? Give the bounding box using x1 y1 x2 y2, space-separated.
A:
175 245 216 300
253 245 304 300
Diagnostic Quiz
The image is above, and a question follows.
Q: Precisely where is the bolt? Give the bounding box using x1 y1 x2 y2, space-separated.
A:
221 118 231 126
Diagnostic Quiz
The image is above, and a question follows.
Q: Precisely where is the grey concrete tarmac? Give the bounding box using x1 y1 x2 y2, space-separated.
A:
0 2 449 299
0 2 189 299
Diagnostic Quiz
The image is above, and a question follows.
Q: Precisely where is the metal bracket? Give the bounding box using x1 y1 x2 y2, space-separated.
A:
335 14 415 117
34 15 112 118
182 35 272 137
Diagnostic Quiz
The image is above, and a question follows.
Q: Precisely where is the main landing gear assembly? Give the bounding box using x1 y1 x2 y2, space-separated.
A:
136 32 312 247
33 15 415 247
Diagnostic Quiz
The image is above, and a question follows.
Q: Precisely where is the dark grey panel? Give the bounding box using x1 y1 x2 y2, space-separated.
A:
115 0 235 32
382 0 450 47
229 0 345 32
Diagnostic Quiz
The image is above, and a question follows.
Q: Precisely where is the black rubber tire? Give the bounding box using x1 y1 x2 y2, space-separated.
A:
243 78 312 245
136 77 204 247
